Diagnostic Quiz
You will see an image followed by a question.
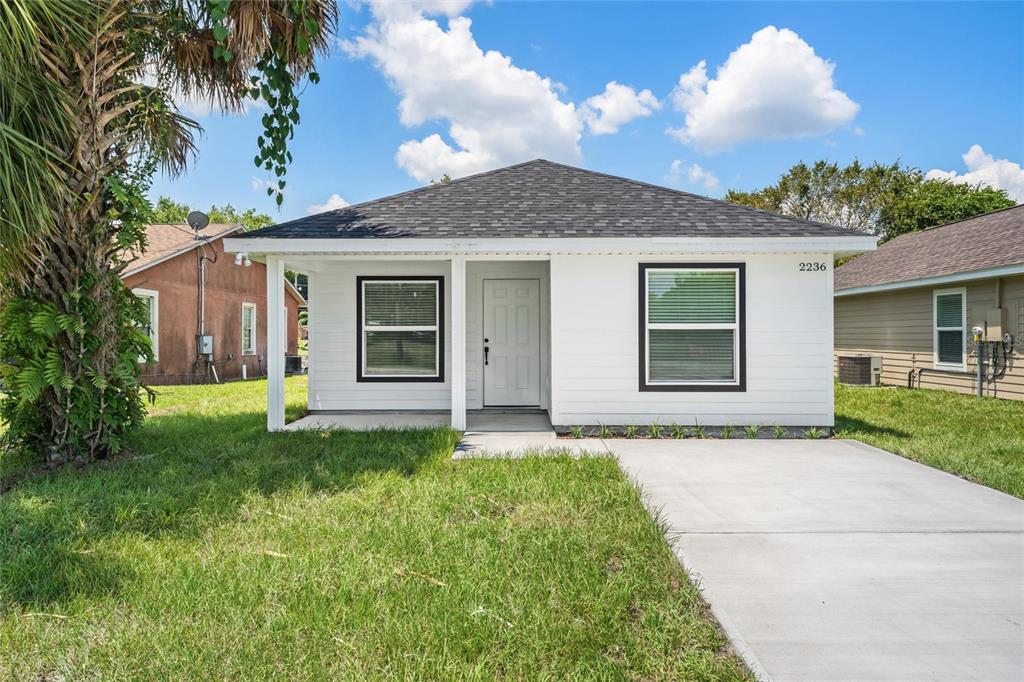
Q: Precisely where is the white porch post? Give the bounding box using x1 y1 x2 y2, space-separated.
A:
450 256 467 430
266 255 286 431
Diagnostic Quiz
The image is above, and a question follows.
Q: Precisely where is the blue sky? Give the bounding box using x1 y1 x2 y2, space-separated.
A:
151 1 1024 222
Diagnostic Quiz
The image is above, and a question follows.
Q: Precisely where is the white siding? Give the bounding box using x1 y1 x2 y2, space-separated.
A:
307 259 550 412
306 254 834 425
308 261 452 410
549 253 835 427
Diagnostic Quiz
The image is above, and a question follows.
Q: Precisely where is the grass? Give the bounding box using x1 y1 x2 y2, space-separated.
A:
836 383 1024 499
0 377 749 680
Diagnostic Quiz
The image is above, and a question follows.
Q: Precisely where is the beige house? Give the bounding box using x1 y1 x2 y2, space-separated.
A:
834 204 1024 399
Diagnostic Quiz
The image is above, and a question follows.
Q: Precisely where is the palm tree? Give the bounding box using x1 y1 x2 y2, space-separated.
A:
0 0 336 462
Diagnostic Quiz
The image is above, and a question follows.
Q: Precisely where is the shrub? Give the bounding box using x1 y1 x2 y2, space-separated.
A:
624 424 639 439
648 422 663 438
773 424 787 439
720 424 734 439
744 424 760 439
569 425 584 439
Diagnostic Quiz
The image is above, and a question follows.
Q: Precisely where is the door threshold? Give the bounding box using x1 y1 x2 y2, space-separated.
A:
475 406 544 412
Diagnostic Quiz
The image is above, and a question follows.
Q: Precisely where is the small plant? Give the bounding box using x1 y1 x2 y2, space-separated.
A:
720 423 734 439
648 422 663 439
804 426 822 439
598 423 613 439
624 424 639 439
692 421 706 439
773 424 787 439
670 423 688 439
569 425 584 439
744 424 760 439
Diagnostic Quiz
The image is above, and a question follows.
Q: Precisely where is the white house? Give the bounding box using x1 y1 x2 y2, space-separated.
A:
225 160 875 432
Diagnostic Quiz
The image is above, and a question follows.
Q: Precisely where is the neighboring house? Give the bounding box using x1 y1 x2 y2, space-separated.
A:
834 205 1023 399
224 160 875 431
124 223 305 385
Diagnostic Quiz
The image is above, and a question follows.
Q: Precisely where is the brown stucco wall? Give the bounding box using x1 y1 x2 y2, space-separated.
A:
834 274 1024 399
124 235 301 385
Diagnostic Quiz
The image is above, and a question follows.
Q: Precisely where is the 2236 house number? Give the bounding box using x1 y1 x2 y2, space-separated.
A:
799 262 828 272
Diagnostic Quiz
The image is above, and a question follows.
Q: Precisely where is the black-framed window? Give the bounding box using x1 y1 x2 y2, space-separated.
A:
356 276 444 382
638 263 746 392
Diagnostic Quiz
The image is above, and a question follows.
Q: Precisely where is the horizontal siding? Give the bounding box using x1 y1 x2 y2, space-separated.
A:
550 253 835 427
835 274 1024 400
307 260 550 412
308 261 452 411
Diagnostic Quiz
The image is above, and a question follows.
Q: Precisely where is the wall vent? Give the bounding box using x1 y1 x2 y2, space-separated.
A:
838 354 882 386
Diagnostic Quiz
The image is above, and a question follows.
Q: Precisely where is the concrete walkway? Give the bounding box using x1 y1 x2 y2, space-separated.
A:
454 412 602 457
611 439 1024 682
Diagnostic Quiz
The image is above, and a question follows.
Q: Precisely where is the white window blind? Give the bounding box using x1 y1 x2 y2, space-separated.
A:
361 280 440 378
644 268 740 386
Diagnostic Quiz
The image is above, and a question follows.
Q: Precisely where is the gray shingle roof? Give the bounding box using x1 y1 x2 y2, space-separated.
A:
834 204 1024 291
248 160 861 240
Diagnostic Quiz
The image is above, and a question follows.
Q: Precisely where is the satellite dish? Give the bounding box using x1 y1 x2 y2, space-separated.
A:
186 210 210 231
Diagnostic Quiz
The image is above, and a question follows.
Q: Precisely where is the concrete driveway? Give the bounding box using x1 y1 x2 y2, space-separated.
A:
612 439 1024 682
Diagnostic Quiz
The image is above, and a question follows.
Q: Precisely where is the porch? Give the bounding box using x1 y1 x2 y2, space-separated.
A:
263 256 552 432
284 409 553 432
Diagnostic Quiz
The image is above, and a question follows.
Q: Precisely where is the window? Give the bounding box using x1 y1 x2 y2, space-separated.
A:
357 276 443 382
933 287 966 371
132 288 159 361
639 264 745 391
242 302 257 356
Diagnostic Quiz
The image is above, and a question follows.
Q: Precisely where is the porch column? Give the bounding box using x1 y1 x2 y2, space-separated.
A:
266 255 286 431
450 256 467 430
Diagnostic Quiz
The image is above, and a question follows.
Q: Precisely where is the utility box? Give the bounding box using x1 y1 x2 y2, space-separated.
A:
985 308 1005 339
197 334 214 355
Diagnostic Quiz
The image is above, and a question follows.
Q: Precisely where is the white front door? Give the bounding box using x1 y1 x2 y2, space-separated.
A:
483 279 541 406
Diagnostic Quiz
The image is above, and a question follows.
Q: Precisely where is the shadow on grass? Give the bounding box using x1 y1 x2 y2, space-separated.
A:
0 409 459 609
833 416 910 440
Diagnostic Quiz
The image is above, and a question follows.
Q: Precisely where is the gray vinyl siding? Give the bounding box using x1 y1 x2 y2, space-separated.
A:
834 275 1024 399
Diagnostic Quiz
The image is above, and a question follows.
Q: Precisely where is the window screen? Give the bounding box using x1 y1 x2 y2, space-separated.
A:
359 279 442 380
642 267 742 388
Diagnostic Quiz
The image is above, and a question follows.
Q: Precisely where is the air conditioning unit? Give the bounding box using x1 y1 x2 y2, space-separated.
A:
838 354 882 386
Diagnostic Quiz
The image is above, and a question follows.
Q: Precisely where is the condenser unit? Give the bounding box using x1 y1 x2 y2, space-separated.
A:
838 354 882 386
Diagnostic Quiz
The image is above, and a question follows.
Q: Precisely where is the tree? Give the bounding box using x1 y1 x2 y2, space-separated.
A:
152 196 273 231
724 160 917 234
0 1 335 463
879 179 1014 242
726 159 1016 241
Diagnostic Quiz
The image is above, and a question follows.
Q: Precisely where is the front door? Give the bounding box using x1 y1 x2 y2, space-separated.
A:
483 279 541 406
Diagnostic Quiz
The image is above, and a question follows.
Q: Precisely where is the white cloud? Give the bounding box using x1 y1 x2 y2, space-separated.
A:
926 145 1024 202
140 66 262 119
345 2 583 182
668 26 859 152
581 81 661 135
250 177 276 193
306 193 351 214
666 159 718 190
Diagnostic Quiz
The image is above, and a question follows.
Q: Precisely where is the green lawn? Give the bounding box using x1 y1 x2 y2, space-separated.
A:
836 383 1024 499
0 377 749 680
